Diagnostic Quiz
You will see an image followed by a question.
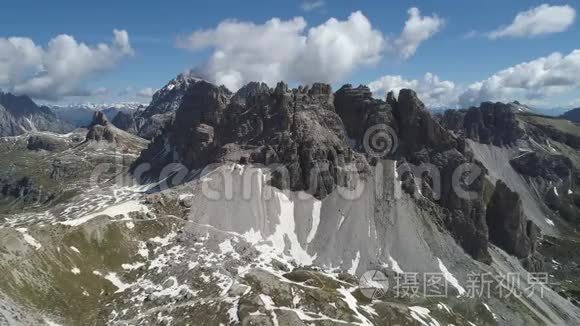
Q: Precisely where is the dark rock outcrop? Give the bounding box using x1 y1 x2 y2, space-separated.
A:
26 134 68 151
463 102 524 146
0 104 25 137
439 102 525 146
334 84 396 149
0 177 55 206
561 107 580 123
431 150 491 263
134 82 552 265
486 180 539 259
510 152 580 224
119 73 226 140
85 111 117 143
511 151 580 223
526 118 580 150
135 81 366 198
439 109 467 133
393 89 457 154
111 111 138 134
0 92 46 117
510 152 573 182
333 87 490 262
388 90 491 263
230 82 270 106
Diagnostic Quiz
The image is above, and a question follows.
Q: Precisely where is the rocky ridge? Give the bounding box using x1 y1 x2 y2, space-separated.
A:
133 79 546 266
440 101 525 146
50 103 144 128
561 107 580 123
0 92 73 136
112 73 219 140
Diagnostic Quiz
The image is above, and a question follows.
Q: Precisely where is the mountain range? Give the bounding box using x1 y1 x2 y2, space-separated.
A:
0 76 579 325
49 102 146 128
0 92 73 137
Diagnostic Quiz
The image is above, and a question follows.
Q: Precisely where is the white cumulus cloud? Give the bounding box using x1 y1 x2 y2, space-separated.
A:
179 9 443 90
394 8 445 59
0 29 133 100
488 4 576 39
369 73 458 108
459 49 580 106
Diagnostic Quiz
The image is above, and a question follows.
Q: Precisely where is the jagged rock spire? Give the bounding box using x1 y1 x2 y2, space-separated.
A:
85 111 116 142
91 111 109 127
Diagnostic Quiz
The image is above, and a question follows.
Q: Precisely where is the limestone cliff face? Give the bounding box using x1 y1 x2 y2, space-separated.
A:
393 89 458 154
135 81 366 199
111 111 138 135
334 84 396 146
486 180 541 265
134 80 568 266
387 90 491 263
439 102 524 146
134 82 496 264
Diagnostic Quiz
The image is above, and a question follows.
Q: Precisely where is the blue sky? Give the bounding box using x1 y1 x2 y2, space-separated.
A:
2 0 580 108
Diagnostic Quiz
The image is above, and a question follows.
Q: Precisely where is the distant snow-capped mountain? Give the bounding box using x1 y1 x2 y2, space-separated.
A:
49 102 146 127
50 102 146 111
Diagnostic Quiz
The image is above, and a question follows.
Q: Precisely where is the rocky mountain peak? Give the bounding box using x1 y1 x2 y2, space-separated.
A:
394 88 457 154
149 74 206 112
85 111 117 142
439 101 525 146
91 111 110 126
133 80 494 266
304 82 332 96
336 84 373 99
112 73 231 140
334 83 393 143
0 91 41 117
111 110 138 134
486 179 540 261
386 90 397 107
0 91 72 136
230 81 270 106
174 79 230 128
135 80 365 198
464 102 524 146
276 81 290 93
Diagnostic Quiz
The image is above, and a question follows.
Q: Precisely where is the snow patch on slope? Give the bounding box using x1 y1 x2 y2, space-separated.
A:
348 251 361 275
103 272 132 293
255 190 317 266
59 200 149 226
16 228 42 250
437 258 465 296
306 201 321 243
409 306 440 326
389 256 404 274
